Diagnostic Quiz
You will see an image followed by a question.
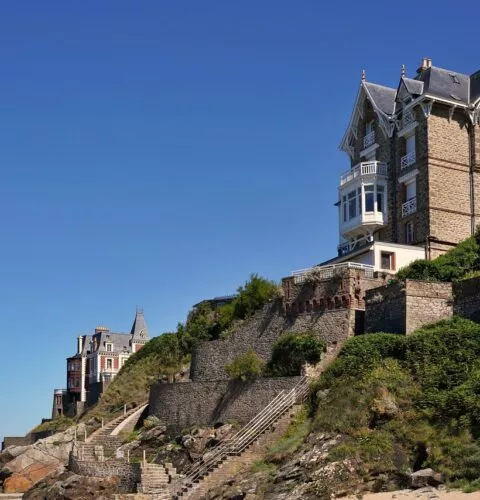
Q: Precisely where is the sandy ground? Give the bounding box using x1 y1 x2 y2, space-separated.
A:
346 487 480 499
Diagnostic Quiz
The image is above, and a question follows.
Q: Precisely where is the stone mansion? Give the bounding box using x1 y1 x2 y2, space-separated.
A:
52 310 150 417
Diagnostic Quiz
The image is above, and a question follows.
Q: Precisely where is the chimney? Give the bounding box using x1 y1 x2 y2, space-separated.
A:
78 336 84 354
417 57 432 74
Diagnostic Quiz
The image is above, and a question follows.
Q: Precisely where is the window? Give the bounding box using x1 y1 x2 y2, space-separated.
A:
405 179 416 201
406 134 415 155
106 343 112 352
365 185 374 212
376 185 385 213
406 221 414 244
380 252 395 270
366 120 374 135
106 358 113 370
348 190 357 219
343 195 347 222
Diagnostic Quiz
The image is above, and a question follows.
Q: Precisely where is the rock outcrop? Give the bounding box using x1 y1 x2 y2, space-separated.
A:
0 424 85 494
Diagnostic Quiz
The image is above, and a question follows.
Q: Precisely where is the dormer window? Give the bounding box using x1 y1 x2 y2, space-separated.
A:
106 343 112 352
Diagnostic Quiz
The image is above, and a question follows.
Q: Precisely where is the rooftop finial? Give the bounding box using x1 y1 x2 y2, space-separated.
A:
401 64 406 78
361 69 366 82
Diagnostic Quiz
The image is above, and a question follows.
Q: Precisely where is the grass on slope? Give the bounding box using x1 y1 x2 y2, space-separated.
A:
83 333 186 423
309 317 480 491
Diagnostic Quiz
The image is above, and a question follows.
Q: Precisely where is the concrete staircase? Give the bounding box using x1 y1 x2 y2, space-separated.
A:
173 377 309 499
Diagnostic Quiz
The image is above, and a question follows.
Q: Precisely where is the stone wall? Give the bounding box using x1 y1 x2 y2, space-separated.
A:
365 281 406 334
69 455 141 492
453 277 480 322
365 280 453 334
190 299 353 382
404 280 453 333
149 377 301 433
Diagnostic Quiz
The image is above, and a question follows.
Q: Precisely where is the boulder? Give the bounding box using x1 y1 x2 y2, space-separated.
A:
410 468 444 488
1 424 85 494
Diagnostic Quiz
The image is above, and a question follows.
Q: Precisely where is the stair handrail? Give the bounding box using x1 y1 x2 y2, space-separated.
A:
176 377 309 495
179 388 289 479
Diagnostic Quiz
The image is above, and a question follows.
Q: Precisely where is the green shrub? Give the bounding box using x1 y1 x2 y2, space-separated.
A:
232 274 279 319
266 332 324 376
225 349 265 381
397 231 480 282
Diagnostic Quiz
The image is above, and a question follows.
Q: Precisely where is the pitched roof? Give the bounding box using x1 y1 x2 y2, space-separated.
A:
470 70 480 104
130 310 149 342
95 331 133 354
417 65 470 105
363 82 396 115
401 77 424 96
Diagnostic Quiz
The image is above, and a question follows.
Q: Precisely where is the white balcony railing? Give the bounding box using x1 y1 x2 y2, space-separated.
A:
403 110 414 128
363 131 375 149
402 197 417 217
401 150 416 169
340 161 387 186
292 262 375 284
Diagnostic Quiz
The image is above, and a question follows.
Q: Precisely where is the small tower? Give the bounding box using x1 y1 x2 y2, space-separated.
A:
130 308 150 353
51 389 66 419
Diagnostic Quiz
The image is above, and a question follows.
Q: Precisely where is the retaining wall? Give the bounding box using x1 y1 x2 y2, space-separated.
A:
365 280 453 334
69 454 141 492
453 277 480 322
190 299 353 381
149 376 301 433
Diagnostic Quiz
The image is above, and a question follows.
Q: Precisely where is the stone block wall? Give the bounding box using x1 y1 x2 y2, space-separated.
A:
453 277 480 322
190 299 353 382
365 279 453 334
149 377 301 433
365 281 406 334
69 455 141 492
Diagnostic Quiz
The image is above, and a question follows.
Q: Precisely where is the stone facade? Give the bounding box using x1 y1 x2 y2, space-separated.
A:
453 277 480 322
365 280 453 334
149 377 301 433
68 455 142 492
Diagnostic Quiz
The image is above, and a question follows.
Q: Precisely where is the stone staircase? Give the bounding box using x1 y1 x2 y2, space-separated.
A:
76 402 148 460
137 463 171 498
173 377 309 499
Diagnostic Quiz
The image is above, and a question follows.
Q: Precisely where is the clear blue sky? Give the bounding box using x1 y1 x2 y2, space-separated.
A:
1 0 478 439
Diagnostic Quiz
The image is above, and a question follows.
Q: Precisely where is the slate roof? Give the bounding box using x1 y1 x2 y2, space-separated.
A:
470 70 480 104
401 77 424 96
417 66 470 104
364 82 396 115
130 310 149 341
94 331 133 354
361 64 480 118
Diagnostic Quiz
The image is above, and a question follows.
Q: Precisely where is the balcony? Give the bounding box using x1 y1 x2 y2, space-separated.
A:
401 151 416 169
340 161 387 186
402 197 417 217
292 262 375 284
363 131 375 149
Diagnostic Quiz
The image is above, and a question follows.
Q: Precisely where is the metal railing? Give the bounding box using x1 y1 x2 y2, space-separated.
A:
401 150 416 169
403 110 414 128
340 161 387 186
291 262 375 284
337 235 373 255
363 130 375 149
402 197 417 217
174 378 309 498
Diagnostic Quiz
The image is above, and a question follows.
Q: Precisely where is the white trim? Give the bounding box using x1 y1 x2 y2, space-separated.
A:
360 143 379 158
398 169 419 185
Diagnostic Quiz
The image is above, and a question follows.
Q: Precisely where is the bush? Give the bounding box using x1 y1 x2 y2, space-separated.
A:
266 332 324 376
232 274 279 320
397 231 480 282
225 350 265 381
